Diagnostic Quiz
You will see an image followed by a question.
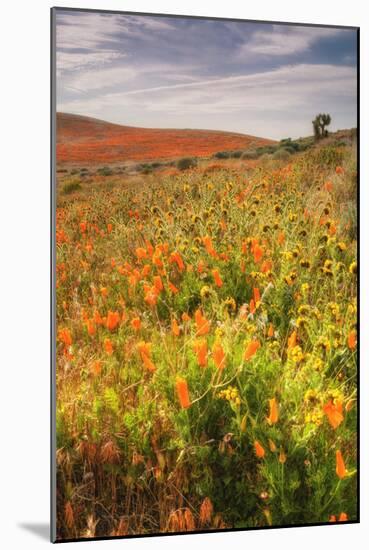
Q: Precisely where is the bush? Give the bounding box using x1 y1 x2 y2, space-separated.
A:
230 150 243 158
97 166 113 176
214 151 230 159
241 150 258 160
273 148 292 161
177 157 197 171
62 181 81 194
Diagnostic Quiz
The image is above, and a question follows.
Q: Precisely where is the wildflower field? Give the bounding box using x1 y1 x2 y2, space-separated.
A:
55 138 358 539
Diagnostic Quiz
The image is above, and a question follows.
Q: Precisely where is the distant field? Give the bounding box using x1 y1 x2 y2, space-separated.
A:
56 113 275 164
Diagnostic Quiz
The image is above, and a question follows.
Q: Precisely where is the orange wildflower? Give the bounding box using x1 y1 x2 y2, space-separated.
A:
197 260 206 274
338 512 348 522
153 275 164 292
254 287 261 303
193 339 208 367
141 264 151 277
212 269 223 287
106 311 120 331
182 312 191 322
253 243 263 263
86 319 96 336
170 251 185 271
335 166 344 175
131 317 141 331
249 299 256 314
100 287 108 298
176 377 191 409
277 232 285 245
195 309 210 336
244 339 260 361
135 247 147 260
261 260 272 273
329 515 337 522
168 281 179 294
288 330 297 349
172 318 180 336
90 360 102 377
347 330 357 350
104 338 113 355
267 323 274 338
137 341 156 372
254 440 265 459
323 400 344 429
267 397 279 425
107 223 113 233
336 450 347 479
144 287 159 306
212 341 226 370
324 180 333 192
203 235 217 258
58 327 72 346
94 309 104 325
199 497 213 526
79 221 87 233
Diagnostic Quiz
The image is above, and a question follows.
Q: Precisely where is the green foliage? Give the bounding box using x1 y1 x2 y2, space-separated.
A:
177 157 197 170
62 181 82 194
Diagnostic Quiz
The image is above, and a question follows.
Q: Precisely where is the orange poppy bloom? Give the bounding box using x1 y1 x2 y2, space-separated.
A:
58 327 72 346
347 330 357 350
100 287 108 298
141 264 151 277
267 323 274 338
86 319 96 336
277 232 285 245
254 440 265 459
137 341 156 372
131 317 141 331
197 260 206 274
104 338 113 355
144 287 159 306
94 309 104 325
170 251 185 271
338 512 348 522
254 287 261 303
244 340 260 360
336 450 347 479
329 515 337 523
203 235 217 258
107 223 113 233
153 275 164 292
324 180 333 192
195 309 210 336
288 330 297 349
176 377 191 409
261 260 273 273
253 243 263 263
335 166 344 175
168 281 179 294
172 318 180 336
212 269 223 288
267 397 279 424
249 299 256 314
106 311 120 331
79 221 87 233
323 400 344 429
90 360 102 377
182 312 191 322
212 341 226 370
193 339 207 367
135 247 147 260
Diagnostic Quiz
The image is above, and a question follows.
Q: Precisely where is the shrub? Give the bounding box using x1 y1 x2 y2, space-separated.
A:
62 181 81 194
273 148 292 161
214 151 230 159
241 150 258 160
230 150 243 158
97 166 113 176
177 157 197 171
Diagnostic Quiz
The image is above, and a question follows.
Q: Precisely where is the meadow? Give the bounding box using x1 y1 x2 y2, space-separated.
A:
55 134 357 540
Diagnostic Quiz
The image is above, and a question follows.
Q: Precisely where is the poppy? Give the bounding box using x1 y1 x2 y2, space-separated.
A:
347 330 357 350
195 309 210 336
212 269 223 288
254 440 265 458
106 311 120 331
267 397 279 424
194 339 208 367
172 318 180 336
212 341 226 370
176 377 191 409
131 317 141 331
336 450 347 479
244 340 260 360
323 400 344 429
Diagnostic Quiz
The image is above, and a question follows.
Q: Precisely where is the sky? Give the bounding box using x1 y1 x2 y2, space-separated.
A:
55 10 357 140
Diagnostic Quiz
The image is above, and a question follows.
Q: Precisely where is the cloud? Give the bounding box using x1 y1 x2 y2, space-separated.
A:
239 25 343 57
59 63 356 139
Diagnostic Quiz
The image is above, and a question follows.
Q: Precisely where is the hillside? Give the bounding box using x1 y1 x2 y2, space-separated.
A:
56 113 275 164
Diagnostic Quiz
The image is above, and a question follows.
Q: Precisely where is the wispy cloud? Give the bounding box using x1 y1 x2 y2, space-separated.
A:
55 11 357 139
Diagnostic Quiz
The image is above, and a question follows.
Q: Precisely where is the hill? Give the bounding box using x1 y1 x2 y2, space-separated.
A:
56 113 275 164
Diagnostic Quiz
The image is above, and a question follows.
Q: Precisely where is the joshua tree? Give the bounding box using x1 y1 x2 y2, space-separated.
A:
312 113 331 140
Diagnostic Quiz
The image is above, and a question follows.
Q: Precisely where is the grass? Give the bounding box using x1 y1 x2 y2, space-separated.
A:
55 141 357 540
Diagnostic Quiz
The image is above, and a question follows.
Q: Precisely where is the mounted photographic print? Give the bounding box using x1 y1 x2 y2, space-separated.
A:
51 7 359 542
